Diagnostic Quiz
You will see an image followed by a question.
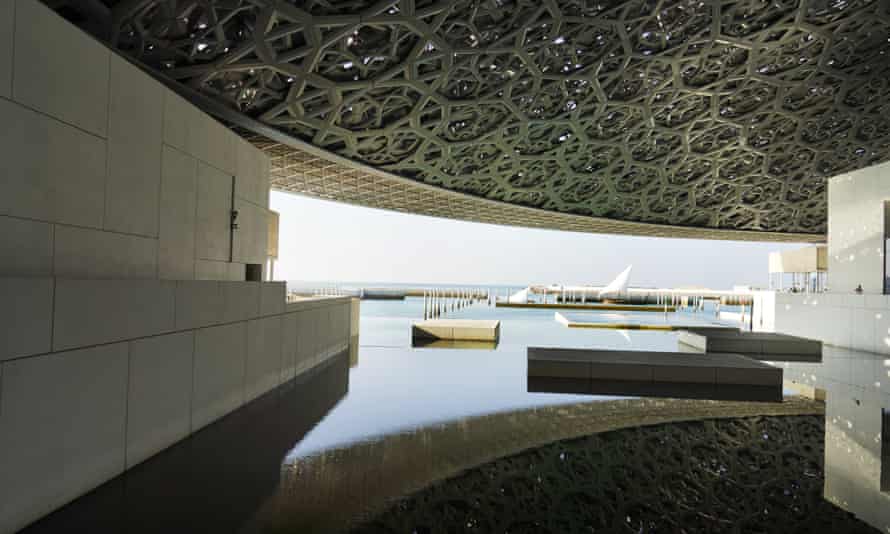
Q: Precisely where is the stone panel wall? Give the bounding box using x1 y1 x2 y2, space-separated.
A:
0 0 271 282
0 275 355 533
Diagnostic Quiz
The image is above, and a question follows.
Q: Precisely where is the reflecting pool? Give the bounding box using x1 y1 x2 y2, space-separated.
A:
22 298 890 533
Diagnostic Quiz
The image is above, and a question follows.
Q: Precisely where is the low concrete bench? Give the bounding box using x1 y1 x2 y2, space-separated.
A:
528 376 781 402
411 319 500 342
528 347 782 402
678 329 821 362
412 338 498 350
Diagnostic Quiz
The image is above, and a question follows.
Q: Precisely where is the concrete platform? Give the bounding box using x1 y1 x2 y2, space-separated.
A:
528 377 782 403
412 339 498 350
499 302 676 312
555 312 734 331
678 329 822 362
528 347 783 402
411 319 500 342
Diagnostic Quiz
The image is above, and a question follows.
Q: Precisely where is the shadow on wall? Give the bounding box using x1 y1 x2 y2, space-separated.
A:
20 352 350 534
830 238 885 294
827 165 890 295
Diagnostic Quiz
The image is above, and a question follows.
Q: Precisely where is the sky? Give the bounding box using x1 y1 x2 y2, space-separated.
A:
270 191 808 289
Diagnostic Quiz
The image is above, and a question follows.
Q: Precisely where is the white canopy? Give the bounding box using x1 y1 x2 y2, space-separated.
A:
598 265 632 300
508 287 530 304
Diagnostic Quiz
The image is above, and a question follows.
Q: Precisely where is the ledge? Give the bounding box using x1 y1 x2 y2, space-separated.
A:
412 319 500 342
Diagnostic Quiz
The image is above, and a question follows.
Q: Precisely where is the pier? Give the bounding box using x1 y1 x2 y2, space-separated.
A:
498 302 676 312
412 319 501 343
554 312 720 331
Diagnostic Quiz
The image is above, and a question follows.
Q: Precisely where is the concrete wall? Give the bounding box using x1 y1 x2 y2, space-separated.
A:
758 292 890 356
0 0 272 282
768 246 827 274
0 4 355 532
827 160 890 294
745 163 890 530
754 160 890 353
751 290 776 332
0 275 355 533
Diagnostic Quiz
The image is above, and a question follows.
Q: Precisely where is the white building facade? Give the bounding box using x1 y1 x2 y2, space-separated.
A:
754 160 890 356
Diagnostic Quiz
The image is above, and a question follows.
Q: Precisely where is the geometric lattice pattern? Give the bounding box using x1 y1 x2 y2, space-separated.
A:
351 416 876 534
247 130 823 242
82 1 890 236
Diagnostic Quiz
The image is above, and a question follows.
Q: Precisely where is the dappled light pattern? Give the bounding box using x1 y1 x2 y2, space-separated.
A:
352 416 876 534
106 0 890 234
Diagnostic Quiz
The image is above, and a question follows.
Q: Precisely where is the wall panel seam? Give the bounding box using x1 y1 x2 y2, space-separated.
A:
191 157 200 277
49 276 56 352
0 95 109 142
0 360 4 420
5 295 352 363
12 215 162 240
196 157 237 179
154 123 165 276
100 50 113 228
234 196 270 211
162 141 194 159
239 319 248 408
188 330 196 434
9 0 16 97
123 340 132 469
171 280 177 329
49 221 55 278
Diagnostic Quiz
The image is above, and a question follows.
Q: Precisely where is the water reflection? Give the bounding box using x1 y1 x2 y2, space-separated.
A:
294 299 708 455
22 352 351 534
19 298 890 533
781 347 890 532
353 415 875 534
411 338 498 350
529 376 782 402
254 396 821 533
